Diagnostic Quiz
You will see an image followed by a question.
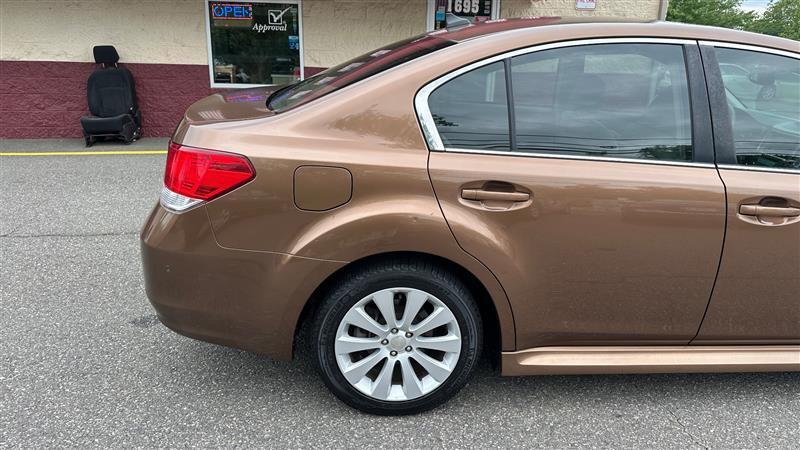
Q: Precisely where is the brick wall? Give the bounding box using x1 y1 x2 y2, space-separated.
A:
0 61 326 139
0 0 431 70
0 0 209 65
502 0 661 20
303 0 428 68
0 61 215 138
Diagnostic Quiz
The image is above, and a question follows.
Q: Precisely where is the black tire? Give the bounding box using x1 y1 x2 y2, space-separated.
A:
313 257 482 415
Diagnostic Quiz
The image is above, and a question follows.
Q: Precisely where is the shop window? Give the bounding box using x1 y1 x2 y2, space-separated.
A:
427 0 500 31
205 0 303 88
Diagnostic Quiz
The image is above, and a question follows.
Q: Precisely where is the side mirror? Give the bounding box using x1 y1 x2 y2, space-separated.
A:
748 67 776 86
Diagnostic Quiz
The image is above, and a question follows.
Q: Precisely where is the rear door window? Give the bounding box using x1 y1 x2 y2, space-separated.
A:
511 43 693 161
716 47 800 170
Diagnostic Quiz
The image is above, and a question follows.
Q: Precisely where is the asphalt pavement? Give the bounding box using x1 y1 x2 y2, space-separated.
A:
1 138 798 448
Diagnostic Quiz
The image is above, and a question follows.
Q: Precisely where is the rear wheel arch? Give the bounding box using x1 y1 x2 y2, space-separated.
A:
292 251 507 366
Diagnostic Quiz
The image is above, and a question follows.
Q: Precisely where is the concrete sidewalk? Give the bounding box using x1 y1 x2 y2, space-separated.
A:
0 137 169 153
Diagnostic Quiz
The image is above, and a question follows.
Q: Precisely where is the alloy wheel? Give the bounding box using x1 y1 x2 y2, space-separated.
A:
334 287 462 401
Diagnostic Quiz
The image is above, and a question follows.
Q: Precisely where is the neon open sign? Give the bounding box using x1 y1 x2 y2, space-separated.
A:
210 3 253 20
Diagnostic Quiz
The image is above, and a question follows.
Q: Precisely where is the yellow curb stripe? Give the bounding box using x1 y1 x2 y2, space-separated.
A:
0 150 167 156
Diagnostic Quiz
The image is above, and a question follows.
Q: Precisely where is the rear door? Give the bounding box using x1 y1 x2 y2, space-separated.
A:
694 43 800 344
420 39 726 350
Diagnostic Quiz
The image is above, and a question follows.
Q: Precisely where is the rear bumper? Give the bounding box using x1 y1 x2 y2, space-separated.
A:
140 204 345 360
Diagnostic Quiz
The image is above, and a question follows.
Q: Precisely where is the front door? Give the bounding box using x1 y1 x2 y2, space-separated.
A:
695 44 800 344
421 40 726 350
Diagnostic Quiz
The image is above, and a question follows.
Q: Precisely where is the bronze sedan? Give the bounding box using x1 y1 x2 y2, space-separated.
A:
141 18 800 415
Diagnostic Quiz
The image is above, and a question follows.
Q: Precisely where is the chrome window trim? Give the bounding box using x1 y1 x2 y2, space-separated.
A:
717 164 800 175
442 147 717 169
698 41 800 60
415 37 697 153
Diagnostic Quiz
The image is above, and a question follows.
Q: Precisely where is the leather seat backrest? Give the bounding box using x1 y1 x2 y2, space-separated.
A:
87 68 136 118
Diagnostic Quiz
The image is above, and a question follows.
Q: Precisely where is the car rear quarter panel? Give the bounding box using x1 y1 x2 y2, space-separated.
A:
175 68 518 352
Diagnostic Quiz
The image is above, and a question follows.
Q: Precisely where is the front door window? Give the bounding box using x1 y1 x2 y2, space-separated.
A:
511 43 693 161
716 47 800 170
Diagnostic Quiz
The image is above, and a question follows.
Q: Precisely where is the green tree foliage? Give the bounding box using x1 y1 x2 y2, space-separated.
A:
667 0 756 30
667 0 800 41
751 0 800 41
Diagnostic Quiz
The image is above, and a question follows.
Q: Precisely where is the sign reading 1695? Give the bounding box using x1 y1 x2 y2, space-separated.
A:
450 0 482 15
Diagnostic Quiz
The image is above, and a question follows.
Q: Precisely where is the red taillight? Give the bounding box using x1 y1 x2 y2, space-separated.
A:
164 141 255 201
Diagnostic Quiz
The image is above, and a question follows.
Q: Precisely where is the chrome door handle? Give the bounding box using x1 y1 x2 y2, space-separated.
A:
739 204 800 217
461 189 530 202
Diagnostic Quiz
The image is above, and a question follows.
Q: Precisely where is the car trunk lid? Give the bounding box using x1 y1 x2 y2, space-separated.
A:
182 86 282 126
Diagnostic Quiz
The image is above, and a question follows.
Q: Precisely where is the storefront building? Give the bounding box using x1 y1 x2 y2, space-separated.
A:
0 0 666 138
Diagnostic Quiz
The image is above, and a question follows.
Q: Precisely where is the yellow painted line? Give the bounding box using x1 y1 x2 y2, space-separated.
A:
0 150 167 156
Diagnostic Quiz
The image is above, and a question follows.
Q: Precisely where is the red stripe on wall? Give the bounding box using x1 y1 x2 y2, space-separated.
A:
0 61 326 139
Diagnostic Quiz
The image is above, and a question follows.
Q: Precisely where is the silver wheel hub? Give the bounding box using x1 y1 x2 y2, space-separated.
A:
334 287 462 402
389 336 407 352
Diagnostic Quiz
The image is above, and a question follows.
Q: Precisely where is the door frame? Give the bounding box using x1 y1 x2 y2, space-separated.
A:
423 37 730 348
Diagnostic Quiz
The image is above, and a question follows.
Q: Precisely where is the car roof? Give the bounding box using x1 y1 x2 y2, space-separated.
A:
430 17 799 53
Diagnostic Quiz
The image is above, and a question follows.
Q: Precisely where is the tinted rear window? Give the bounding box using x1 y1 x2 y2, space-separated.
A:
268 35 456 112
429 61 510 150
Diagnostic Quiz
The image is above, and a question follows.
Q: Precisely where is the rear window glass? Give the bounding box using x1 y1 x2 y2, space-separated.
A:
429 61 510 150
268 35 456 112
511 43 693 161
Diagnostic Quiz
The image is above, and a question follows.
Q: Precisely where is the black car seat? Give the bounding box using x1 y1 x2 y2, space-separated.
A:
80 45 142 146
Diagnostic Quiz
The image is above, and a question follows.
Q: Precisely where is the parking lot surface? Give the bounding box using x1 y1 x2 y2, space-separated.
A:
1 139 798 448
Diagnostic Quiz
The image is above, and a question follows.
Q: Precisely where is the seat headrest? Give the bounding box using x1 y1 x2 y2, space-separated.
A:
93 45 119 64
